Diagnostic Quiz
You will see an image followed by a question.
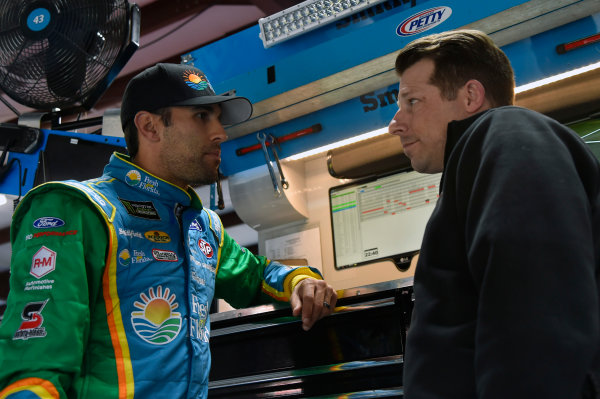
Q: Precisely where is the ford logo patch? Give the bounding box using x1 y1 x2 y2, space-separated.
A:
33 217 65 229
396 6 452 37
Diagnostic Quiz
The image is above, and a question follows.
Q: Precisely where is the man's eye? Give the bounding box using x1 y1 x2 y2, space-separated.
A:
196 112 210 120
408 98 419 105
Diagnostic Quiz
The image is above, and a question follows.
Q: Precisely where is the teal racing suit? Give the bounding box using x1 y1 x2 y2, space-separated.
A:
0 153 323 398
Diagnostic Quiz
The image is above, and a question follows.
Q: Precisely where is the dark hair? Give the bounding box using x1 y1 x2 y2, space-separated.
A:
122 107 172 159
395 29 515 107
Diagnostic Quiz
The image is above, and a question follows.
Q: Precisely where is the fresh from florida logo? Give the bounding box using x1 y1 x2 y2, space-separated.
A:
396 6 452 36
125 170 142 186
131 286 182 345
183 69 208 91
119 249 131 267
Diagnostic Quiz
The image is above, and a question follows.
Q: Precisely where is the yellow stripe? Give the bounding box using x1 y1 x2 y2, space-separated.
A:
114 152 192 200
205 210 224 275
103 223 135 398
262 267 323 301
0 378 59 399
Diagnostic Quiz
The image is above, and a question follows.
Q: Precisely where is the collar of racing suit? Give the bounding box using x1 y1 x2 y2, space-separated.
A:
104 152 204 210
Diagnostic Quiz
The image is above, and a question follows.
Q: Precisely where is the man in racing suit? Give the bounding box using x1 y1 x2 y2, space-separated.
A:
0 63 337 398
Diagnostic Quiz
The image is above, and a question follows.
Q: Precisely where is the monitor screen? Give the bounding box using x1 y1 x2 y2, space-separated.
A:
329 169 442 270
34 133 126 186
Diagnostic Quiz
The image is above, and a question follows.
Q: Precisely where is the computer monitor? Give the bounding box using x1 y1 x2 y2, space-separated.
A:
34 132 126 186
329 169 442 270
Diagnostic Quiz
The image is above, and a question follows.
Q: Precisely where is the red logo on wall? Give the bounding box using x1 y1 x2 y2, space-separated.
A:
198 239 213 258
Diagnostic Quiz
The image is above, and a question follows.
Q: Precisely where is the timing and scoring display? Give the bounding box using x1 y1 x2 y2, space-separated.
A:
329 170 442 269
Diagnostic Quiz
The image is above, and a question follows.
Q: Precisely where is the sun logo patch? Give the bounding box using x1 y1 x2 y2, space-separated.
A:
131 286 182 345
183 69 208 91
125 170 141 186
118 249 131 267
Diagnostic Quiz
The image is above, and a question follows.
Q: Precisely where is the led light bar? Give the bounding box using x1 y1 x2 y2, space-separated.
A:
287 126 388 160
259 0 387 48
515 61 600 94
287 61 600 161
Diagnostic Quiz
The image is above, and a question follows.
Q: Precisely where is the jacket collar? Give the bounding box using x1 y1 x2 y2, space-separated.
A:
103 152 204 209
444 111 488 170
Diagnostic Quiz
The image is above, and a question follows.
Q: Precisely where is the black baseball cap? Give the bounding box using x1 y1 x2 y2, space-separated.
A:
120 63 252 128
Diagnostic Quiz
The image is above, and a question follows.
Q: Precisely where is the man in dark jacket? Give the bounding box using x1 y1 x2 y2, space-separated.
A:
388 29 599 398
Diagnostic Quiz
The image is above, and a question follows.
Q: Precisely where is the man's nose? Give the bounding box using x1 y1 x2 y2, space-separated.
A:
209 119 228 142
388 108 407 136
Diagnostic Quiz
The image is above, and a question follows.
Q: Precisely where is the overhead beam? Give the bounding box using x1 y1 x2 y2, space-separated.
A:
248 0 300 16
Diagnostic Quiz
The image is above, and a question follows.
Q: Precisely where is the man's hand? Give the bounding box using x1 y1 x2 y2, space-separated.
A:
290 278 337 331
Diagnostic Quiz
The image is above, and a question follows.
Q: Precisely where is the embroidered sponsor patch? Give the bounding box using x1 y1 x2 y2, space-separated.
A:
131 286 182 345
183 69 211 91
27 230 78 240
189 220 202 231
30 246 56 278
125 170 142 186
119 248 153 266
133 250 152 264
14 300 49 340
24 279 54 291
192 258 216 274
190 269 206 286
119 228 144 239
145 230 171 243
119 249 131 267
125 170 160 195
198 239 213 258
190 294 209 343
119 198 161 220
33 217 65 229
77 184 108 206
140 176 160 196
152 249 178 262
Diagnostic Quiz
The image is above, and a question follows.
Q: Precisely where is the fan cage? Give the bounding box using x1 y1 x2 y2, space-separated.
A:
0 0 130 110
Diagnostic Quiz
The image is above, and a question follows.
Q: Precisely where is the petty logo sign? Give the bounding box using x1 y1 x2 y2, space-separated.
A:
396 6 452 36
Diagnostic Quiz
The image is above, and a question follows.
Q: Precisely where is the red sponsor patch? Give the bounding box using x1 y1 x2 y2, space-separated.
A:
14 300 48 340
33 230 78 238
198 239 213 258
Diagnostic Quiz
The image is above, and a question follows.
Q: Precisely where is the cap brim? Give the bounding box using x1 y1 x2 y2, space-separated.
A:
172 95 253 125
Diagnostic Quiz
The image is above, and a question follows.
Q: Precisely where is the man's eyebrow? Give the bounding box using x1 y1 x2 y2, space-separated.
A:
398 87 414 98
190 105 213 112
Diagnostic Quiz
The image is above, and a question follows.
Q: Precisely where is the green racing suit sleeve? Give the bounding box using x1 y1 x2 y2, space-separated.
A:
214 229 323 309
0 186 110 398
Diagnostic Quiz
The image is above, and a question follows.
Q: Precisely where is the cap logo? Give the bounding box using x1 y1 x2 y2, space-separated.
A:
183 70 208 91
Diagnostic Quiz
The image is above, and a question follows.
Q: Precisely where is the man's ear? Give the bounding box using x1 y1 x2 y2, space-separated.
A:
463 79 489 113
134 111 161 143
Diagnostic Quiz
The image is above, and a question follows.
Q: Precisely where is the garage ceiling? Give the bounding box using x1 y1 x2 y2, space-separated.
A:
0 0 302 124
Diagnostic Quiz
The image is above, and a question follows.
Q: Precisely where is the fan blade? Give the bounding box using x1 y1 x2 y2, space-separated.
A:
46 35 86 100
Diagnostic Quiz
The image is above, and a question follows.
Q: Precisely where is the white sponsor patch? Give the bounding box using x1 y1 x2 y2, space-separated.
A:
30 246 56 278
152 249 178 262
